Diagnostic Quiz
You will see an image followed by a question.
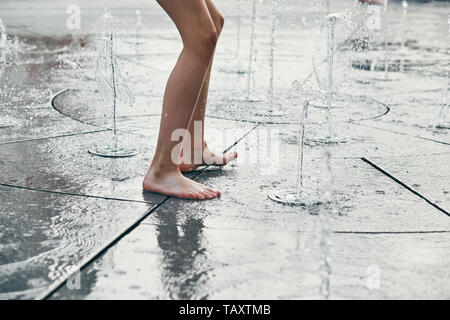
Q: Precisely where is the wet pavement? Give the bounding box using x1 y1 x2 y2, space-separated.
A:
0 0 449 299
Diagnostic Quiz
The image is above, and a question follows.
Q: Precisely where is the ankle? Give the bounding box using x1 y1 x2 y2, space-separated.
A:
148 160 179 178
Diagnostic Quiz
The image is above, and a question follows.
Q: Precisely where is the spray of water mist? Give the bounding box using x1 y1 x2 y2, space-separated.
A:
268 0 277 113
0 19 8 79
436 71 449 129
326 16 336 139
246 0 257 101
296 101 309 198
0 19 14 129
88 32 138 158
313 148 337 300
398 0 408 72
268 100 322 206
312 13 352 145
383 0 389 77
134 10 144 55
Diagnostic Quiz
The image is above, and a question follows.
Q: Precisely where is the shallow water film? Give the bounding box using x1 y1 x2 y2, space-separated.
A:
0 0 449 300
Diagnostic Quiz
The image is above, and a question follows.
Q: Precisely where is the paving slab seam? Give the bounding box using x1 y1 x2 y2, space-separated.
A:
0 129 109 146
36 198 168 300
51 89 108 129
351 122 450 146
138 223 450 235
223 123 261 153
333 231 450 235
361 157 449 217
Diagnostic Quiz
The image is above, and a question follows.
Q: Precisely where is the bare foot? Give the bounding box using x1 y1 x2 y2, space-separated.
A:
179 144 238 173
143 168 220 200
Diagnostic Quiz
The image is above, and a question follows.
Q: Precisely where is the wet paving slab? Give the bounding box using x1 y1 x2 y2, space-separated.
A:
49 187 450 299
0 185 154 299
0 108 103 145
372 153 450 211
51 229 450 299
50 122 449 299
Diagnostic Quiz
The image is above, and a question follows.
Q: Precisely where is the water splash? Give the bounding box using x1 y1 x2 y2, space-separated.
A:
436 71 449 129
0 19 9 79
268 0 277 112
235 0 241 60
383 0 389 78
246 0 257 100
268 100 322 206
398 0 408 72
135 10 144 52
100 7 115 36
89 32 137 158
326 16 336 139
313 13 352 144
313 13 353 94
317 149 338 299
218 0 246 74
0 19 14 129
247 0 256 101
296 101 309 197
317 200 331 299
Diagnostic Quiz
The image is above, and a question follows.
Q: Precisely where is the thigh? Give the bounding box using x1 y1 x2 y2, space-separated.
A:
156 0 216 43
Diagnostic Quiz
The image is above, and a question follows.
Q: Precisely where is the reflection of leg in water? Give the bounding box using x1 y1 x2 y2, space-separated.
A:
154 206 208 299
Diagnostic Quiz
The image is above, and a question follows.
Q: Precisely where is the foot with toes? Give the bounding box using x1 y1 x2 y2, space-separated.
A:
143 168 220 200
179 143 238 173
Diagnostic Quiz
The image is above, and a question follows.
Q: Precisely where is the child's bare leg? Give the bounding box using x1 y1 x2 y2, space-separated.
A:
180 0 238 173
143 0 220 200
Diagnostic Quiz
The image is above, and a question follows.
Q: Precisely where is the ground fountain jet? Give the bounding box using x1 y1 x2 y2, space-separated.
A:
245 0 283 118
268 101 322 206
88 32 138 158
383 0 389 78
398 0 408 73
267 0 284 117
0 18 14 129
436 71 449 129
246 0 257 101
0 19 7 78
101 7 114 35
134 10 144 56
316 148 336 300
312 13 351 145
219 0 246 74
235 0 241 62
325 16 336 140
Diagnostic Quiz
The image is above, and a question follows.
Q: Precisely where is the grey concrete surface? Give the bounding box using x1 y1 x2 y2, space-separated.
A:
0 0 449 299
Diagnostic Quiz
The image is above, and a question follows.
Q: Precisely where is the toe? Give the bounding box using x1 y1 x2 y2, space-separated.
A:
204 190 217 199
203 192 215 199
200 190 214 199
188 192 197 199
203 186 220 196
223 152 238 164
196 193 205 200
206 187 217 194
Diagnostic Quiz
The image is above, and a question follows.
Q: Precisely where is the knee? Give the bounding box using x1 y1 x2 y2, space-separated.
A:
216 14 225 35
186 29 219 61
